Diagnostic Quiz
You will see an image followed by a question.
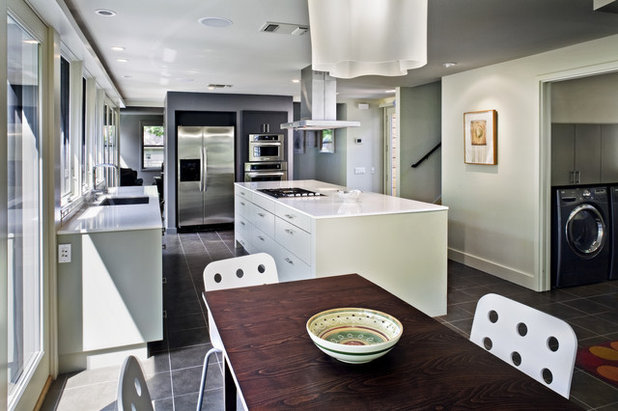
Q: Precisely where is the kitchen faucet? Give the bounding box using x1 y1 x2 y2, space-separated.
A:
93 163 119 194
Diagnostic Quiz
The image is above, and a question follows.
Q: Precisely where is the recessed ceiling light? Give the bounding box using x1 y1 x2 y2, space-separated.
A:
385 89 396 93
198 17 233 28
95 9 116 17
111 46 125 52
23 39 39 45
292 79 300 83
116 58 128 63
443 62 457 68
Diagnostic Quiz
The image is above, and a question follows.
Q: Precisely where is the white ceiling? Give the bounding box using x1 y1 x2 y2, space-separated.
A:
62 0 618 106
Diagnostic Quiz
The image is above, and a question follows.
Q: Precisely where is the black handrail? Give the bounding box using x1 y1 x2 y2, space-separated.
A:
411 142 441 168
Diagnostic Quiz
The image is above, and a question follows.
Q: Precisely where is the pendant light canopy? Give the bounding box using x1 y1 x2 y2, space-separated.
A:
308 0 428 79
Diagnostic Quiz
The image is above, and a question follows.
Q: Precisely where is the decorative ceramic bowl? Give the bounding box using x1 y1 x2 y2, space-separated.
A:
306 307 403 364
336 189 361 201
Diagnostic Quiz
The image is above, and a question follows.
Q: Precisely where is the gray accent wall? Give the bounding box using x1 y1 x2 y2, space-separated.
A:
164 91 293 231
119 107 164 186
398 82 442 203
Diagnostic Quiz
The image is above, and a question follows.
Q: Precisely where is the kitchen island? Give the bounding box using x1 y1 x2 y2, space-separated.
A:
234 180 448 316
57 186 163 372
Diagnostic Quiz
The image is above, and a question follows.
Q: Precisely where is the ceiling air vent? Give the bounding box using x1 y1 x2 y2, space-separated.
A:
259 22 308 35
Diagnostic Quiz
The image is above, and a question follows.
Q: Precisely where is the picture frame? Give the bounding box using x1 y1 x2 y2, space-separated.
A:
319 129 335 153
463 110 497 165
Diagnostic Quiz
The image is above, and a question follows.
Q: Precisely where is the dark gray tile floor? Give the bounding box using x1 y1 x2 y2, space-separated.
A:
41 230 618 410
437 260 618 411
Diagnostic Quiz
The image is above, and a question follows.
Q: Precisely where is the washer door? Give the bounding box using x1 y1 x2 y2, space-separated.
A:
565 204 607 258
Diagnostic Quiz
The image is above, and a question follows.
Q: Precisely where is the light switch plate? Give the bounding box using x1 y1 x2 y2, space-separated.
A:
58 244 71 263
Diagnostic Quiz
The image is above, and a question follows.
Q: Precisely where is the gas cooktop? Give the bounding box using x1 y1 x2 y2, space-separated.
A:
258 188 324 198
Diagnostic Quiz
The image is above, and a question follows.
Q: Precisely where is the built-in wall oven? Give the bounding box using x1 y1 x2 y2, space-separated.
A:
244 161 288 182
248 134 284 162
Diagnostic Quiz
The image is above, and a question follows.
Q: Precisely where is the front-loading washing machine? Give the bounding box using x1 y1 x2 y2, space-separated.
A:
609 185 618 281
552 186 611 288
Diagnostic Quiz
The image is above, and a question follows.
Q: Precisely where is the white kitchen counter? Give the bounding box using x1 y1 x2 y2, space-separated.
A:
236 180 447 218
58 186 162 235
56 185 163 372
234 179 449 317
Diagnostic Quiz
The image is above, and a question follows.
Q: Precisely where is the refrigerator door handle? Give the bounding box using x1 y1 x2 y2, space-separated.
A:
202 146 208 192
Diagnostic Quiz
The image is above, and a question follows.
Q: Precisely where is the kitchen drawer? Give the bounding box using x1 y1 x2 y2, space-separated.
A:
248 203 275 237
275 203 311 232
235 185 253 201
250 228 278 257
252 191 275 213
275 248 313 283
235 214 252 238
235 195 251 217
275 218 311 263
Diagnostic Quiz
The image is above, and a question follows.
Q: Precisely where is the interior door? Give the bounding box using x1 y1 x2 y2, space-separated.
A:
203 126 234 225
177 126 204 227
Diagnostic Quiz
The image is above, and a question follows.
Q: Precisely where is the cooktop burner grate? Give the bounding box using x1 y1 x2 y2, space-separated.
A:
258 188 324 198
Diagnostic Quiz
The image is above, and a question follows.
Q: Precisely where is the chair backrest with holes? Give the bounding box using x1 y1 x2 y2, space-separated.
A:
469 293 577 399
203 252 278 291
117 355 153 411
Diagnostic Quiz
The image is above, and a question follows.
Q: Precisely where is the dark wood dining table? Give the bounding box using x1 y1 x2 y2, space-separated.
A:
204 274 580 410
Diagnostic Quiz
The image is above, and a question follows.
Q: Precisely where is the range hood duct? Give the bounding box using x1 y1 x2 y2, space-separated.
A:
281 66 360 130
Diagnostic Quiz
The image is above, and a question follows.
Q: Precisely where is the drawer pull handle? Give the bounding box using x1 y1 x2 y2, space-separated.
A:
257 212 265 217
285 229 294 235
258 236 265 241
284 257 294 265
240 192 246 196
240 221 245 226
284 214 294 219
240 201 245 206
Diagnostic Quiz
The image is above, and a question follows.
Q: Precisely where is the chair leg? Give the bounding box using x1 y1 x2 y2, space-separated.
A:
197 347 222 411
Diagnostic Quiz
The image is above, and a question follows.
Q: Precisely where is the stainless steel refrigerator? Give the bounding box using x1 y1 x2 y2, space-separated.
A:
177 126 235 227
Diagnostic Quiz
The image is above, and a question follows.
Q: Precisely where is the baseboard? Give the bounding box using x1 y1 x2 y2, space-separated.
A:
448 248 541 290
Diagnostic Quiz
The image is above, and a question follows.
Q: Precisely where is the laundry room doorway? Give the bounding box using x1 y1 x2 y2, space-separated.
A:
541 68 618 290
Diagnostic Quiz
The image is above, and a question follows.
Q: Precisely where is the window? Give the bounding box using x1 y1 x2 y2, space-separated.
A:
60 56 70 198
141 123 164 170
81 77 87 192
6 14 43 406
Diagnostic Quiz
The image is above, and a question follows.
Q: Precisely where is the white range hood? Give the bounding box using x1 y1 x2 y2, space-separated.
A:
281 66 360 130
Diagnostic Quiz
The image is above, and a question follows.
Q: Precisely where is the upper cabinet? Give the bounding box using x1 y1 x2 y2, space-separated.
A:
551 123 618 186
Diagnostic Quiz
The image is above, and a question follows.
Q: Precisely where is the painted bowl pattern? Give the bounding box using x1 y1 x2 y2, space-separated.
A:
306 307 403 364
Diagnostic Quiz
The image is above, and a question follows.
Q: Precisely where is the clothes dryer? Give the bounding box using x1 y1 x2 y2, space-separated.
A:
552 186 611 288
609 185 618 280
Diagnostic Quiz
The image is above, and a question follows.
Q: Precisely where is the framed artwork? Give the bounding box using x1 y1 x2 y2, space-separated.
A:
319 129 335 153
463 110 497 165
293 130 305 154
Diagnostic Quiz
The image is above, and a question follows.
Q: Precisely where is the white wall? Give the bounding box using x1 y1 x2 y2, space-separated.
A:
442 34 618 290
343 100 383 192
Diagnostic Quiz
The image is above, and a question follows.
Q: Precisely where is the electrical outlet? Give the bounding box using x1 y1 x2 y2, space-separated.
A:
58 244 71 263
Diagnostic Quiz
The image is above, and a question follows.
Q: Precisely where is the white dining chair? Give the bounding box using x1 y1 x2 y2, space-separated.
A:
470 293 577 399
117 355 153 411
197 252 279 410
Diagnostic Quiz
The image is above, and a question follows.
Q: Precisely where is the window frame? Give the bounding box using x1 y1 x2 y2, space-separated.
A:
140 121 164 171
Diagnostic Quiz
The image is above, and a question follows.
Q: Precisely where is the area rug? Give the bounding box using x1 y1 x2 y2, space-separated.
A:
576 340 618 388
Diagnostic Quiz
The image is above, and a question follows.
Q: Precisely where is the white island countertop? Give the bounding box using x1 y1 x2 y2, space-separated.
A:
58 186 162 235
235 179 447 218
